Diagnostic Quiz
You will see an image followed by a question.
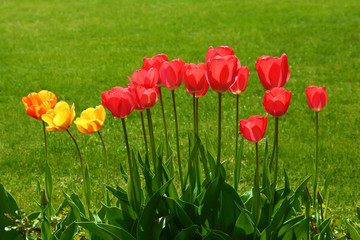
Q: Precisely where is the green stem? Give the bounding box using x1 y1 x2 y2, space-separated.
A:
234 95 239 190
216 93 222 176
66 129 89 213
273 117 279 191
97 131 108 183
159 87 170 160
121 118 138 212
254 142 260 237
193 93 196 139
314 112 319 206
140 111 149 157
172 90 183 191
146 109 161 187
42 121 48 161
195 97 199 136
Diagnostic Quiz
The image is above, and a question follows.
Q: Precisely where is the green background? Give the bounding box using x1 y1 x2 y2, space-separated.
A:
0 0 359 221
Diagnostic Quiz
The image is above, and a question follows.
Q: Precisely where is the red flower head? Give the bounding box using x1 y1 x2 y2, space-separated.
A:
255 53 290 90
101 87 135 118
142 54 168 71
229 66 249 95
184 62 207 93
205 46 235 62
127 84 159 111
159 58 185 90
240 115 268 142
206 55 238 93
263 87 292 117
305 85 327 112
127 68 159 89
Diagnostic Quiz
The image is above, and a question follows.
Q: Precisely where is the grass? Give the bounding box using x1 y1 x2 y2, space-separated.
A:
0 0 359 223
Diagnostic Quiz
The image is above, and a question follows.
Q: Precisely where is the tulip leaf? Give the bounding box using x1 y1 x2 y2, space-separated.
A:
100 205 127 228
137 180 172 240
137 152 154 198
78 222 135 240
163 196 194 228
127 151 143 215
346 220 360 240
59 222 78 240
41 215 52 240
173 225 199 240
203 230 232 240
85 164 91 212
282 217 308 240
0 184 22 240
45 162 53 202
232 210 255 239
119 162 129 183
234 136 244 191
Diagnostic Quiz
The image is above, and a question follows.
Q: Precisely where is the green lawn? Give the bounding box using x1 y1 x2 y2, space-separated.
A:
0 0 359 223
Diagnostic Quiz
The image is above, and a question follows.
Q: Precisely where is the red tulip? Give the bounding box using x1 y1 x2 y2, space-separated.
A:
127 68 159 89
305 85 327 112
229 66 249 95
101 87 135 118
205 46 235 62
263 87 292 117
127 84 159 111
159 58 185 90
206 55 238 93
239 115 267 142
255 53 290 90
184 62 207 93
142 54 168 71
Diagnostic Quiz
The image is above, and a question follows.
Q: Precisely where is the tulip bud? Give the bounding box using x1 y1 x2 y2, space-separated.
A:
41 189 48 208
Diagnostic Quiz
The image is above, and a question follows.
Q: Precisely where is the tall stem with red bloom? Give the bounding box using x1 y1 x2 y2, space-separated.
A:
305 85 327 206
206 54 238 174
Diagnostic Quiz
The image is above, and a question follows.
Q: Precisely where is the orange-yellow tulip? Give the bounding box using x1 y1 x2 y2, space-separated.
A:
41 101 75 131
22 90 57 120
74 105 106 134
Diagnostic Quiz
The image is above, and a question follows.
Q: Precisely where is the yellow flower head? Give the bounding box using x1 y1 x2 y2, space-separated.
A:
74 105 106 134
41 101 75 131
22 90 57 120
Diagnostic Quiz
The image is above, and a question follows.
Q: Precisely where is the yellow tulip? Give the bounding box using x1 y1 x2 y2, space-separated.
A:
42 101 75 131
74 105 106 134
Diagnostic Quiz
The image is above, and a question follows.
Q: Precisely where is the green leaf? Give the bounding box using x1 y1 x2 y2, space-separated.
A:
59 222 78 240
127 151 144 215
41 216 52 240
0 184 21 239
232 210 255 239
85 164 91 211
106 185 129 205
174 225 199 240
234 136 244 191
357 207 360 221
63 192 86 222
346 220 360 240
203 230 232 240
45 163 53 201
278 215 305 237
119 162 129 183
137 179 172 240
78 222 135 240
282 170 290 198
137 152 154 197
282 217 308 240
163 197 194 228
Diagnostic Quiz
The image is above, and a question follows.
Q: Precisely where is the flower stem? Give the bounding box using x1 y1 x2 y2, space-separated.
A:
234 95 240 190
195 97 199 136
216 93 222 176
159 87 170 160
254 142 260 236
97 131 108 183
66 129 89 213
314 112 319 206
42 121 48 161
172 90 183 191
273 117 279 192
146 109 162 187
140 111 149 157
193 93 196 139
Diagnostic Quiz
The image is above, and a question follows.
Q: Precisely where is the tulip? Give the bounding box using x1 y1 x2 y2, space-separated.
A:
142 54 168 72
305 85 327 206
159 58 185 90
186 78 209 98
127 68 159 89
205 46 235 62
41 101 75 131
101 87 135 119
206 55 238 93
184 62 207 94
239 115 267 143
263 87 292 117
229 66 249 95
229 66 249 190
22 90 57 120
305 86 327 112
239 115 267 227
127 84 159 111
74 105 106 134
255 53 290 90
